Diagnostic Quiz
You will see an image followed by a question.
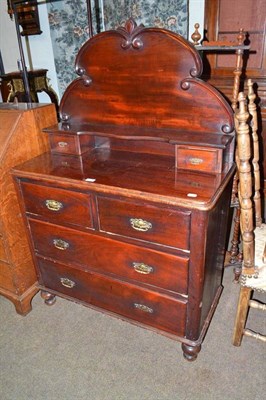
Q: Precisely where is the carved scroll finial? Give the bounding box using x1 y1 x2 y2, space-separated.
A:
117 18 145 50
237 28 245 45
124 18 138 35
191 23 201 45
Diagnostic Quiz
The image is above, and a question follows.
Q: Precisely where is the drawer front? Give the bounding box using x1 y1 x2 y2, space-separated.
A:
29 219 189 294
51 153 84 171
98 197 191 250
175 145 222 173
37 257 187 336
49 134 94 155
49 134 80 154
20 182 93 229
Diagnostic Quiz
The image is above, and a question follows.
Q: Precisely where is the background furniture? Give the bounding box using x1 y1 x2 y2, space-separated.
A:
0 69 59 115
7 0 42 36
13 19 235 360
203 0 266 197
232 82 266 345
0 102 57 314
192 26 250 267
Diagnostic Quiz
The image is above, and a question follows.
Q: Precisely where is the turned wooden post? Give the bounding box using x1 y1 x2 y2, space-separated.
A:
231 29 245 112
229 29 246 266
230 28 245 204
247 79 262 227
235 92 255 275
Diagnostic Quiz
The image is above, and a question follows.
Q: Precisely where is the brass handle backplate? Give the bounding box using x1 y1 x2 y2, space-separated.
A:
134 303 153 313
53 238 69 251
189 157 203 165
130 218 152 232
58 141 68 148
45 199 63 212
60 277 75 288
132 262 154 275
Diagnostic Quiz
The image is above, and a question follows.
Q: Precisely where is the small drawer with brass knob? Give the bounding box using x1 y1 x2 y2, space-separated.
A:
47 133 95 155
175 145 223 173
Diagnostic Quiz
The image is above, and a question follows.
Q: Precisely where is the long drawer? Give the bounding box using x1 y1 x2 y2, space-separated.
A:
37 257 187 336
29 219 189 294
98 197 191 250
20 182 93 229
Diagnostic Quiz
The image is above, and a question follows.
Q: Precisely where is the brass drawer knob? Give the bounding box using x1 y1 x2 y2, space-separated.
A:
130 218 152 232
58 141 68 148
60 277 75 288
132 262 154 275
45 199 63 211
53 238 69 250
189 157 203 165
134 303 153 313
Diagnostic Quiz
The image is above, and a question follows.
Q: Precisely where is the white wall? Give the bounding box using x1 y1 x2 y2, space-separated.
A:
0 1 20 72
0 1 59 101
188 0 205 43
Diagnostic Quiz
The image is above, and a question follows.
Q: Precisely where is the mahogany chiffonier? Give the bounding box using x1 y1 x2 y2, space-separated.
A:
12 20 236 360
0 103 57 314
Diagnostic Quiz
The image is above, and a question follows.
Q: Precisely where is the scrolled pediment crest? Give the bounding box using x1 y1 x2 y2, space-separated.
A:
116 18 145 50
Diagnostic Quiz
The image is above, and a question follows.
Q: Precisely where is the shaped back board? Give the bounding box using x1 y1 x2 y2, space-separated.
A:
59 19 234 136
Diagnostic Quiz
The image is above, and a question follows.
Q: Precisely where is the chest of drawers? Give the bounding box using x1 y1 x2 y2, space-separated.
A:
12 19 236 359
13 147 234 360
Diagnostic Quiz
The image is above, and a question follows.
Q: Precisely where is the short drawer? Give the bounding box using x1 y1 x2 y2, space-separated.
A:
20 182 93 229
98 197 191 250
37 257 187 336
48 133 94 155
175 145 223 173
29 219 189 294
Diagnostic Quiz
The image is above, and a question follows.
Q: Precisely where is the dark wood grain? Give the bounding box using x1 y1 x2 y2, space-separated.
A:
28 218 189 295
98 196 191 250
21 181 93 229
11 20 235 359
37 257 187 336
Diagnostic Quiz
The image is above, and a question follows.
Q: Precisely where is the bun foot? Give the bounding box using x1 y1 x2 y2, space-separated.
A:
182 343 201 361
40 291 56 306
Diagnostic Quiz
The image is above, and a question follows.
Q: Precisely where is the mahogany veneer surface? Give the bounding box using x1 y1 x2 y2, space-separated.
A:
12 20 235 360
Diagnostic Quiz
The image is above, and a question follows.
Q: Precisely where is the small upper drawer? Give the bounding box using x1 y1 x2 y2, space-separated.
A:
175 145 223 173
20 182 93 229
98 197 191 251
48 133 94 155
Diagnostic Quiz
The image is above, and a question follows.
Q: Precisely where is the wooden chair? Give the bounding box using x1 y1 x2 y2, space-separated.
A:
191 24 248 267
232 81 266 346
